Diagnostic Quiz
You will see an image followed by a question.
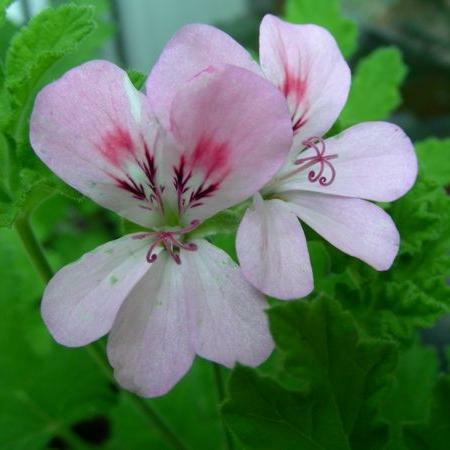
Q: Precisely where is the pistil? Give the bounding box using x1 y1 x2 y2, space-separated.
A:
274 136 338 186
133 220 201 265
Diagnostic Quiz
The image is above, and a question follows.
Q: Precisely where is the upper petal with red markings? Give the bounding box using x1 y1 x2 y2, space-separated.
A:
168 64 293 222
259 15 351 153
30 61 293 229
30 60 169 228
145 23 260 126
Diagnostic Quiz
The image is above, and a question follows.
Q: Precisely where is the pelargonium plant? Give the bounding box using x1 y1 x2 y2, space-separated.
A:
29 14 417 399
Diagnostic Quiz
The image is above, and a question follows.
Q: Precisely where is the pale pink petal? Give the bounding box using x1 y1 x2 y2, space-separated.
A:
183 239 274 367
275 122 418 202
41 234 151 347
236 194 313 300
259 14 350 152
30 60 170 228
169 65 293 222
285 192 400 270
146 24 261 126
107 253 194 397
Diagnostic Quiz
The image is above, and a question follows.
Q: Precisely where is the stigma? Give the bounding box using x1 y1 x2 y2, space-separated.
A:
294 137 338 186
133 220 201 265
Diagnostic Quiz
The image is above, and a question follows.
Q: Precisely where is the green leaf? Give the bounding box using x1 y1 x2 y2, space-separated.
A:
5 4 96 142
0 61 12 130
325 168 450 344
284 0 358 58
5 4 95 87
340 48 407 128
0 159 81 228
0 16 18 61
208 232 238 262
382 343 439 450
0 228 116 449
223 298 397 449
225 367 327 450
106 358 223 450
416 138 450 187
127 69 146 90
0 3 112 228
404 373 450 449
373 177 450 340
190 206 245 239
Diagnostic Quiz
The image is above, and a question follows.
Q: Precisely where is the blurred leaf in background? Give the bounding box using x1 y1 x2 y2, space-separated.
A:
284 0 358 58
339 47 407 128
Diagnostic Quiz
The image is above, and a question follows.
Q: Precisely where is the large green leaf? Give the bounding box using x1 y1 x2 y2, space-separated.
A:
340 48 407 128
223 298 397 450
284 0 358 58
106 358 224 450
382 343 439 450
0 4 103 228
0 228 115 450
5 4 96 94
316 136 450 344
370 177 450 341
225 366 330 450
403 349 450 450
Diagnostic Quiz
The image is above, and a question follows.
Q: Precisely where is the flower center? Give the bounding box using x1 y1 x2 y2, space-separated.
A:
294 137 338 186
109 134 228 222
133 220 200 265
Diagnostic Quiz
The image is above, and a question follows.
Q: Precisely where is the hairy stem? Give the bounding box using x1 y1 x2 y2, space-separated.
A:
15 217 188 450
14 217 53 283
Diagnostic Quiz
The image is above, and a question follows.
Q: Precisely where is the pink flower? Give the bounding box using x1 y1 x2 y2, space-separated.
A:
146 15 418 300
30 59 293 396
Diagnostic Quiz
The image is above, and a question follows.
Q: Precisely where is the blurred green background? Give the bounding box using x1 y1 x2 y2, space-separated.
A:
0 0 449 449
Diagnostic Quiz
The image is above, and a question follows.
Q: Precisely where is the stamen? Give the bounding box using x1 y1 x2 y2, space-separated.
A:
294 137 338 186
136 220 201 265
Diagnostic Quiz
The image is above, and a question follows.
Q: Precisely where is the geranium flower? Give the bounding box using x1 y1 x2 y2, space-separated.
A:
30 60 293 396
146 15 418 300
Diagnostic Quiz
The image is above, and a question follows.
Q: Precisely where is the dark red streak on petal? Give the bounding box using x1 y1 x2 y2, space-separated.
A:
110 135 165 214
173 155 191 198
281 69 309 134
292 113 308 133
113 173 146 201
188 181 220 208
173 137 229 216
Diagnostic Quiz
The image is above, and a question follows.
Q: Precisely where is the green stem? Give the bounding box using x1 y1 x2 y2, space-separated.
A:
18 391 93 450
87 343 187 450
212 363 234 450
14 217 53 283
15 217 188 450
125 393 188 450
